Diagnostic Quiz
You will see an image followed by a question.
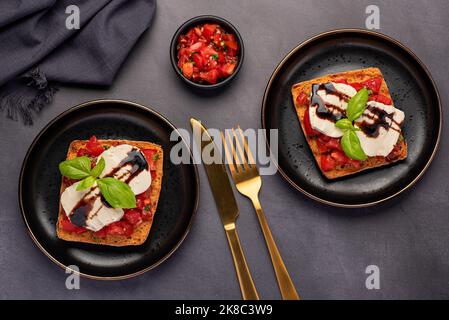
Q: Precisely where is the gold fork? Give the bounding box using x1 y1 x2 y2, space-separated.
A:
221 126 300 300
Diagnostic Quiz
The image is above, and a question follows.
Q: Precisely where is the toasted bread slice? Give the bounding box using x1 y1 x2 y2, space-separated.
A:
56 139 163 246
291 67 407 179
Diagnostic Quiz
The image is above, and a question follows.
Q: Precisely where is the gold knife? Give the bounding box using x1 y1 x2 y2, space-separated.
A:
190 118 259 300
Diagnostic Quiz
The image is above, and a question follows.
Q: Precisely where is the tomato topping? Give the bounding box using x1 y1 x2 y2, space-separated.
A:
361 77 382 94
85 136 104 157
124 209 143 226
200 69 219 84
182 62 194 79
202 24 217 39
296 92 309 106
61 216 87 234
331 150 350 165
142 149 158 171
325 138 343 151
349 159 362 169
220 63 236 77
177 23 239 84
375 94 392 105
386 144 401 161
192 53 204 69
77 148 89 157
320 154 335 172
106 221 134 237
303 107 319 136
93 228 107 238
348 82 364 91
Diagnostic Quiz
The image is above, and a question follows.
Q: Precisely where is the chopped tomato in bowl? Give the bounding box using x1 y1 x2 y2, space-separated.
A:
170 15 244 90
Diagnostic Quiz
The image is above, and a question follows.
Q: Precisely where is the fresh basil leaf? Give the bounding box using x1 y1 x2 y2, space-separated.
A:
91 158 105 178
346 87 369 121
341 130 367 161
152 153 160 162
97 177 136 209
76 176 96 191
59 156 91 179
335 118 354 130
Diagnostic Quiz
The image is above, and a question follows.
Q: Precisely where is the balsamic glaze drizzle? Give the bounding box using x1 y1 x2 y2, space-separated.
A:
310 82 403 138
68 147 149 227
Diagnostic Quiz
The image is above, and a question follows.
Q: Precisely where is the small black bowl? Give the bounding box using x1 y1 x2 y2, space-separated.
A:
170 15 244 91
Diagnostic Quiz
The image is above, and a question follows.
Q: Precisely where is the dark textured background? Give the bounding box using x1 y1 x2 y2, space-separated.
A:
1 0 448 299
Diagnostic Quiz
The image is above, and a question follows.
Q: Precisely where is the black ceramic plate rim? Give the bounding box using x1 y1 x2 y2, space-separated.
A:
169 14 245 89
261 28 442 208
18 99 200 280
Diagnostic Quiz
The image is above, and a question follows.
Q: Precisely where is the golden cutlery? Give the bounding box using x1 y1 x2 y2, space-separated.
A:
190 118 259 300
221 126 300 300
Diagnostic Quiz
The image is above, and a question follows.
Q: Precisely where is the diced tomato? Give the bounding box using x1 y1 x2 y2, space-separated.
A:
296 92 309 106
316 137 330 154
386 144 401 161
331 150 350 165
217 52 226 63
77 148 89 157
61 217 87 234
362 77 382 94
141 209 153 221
106 221 134 237
220 63 236 77
325 138 343 151
303 107 319 136
376 94 392 105
317 134 331 143
189 42 204 52
200 69 219 84
182 62 194 79
348 82 364 91
334 78 348 85
320 154 336 172
93 227 107 238
369 94 392 105
225 40 238 51
349 159 361 169
192 53 204 69
142 149 158 171
202 24 217 39
177 23 239 84
124 209 143 226
200 46 218 57
85 136 104 157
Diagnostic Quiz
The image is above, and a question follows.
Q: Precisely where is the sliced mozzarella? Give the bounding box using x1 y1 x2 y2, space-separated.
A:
354 101 405 157
61 181 124 231
60 144 153 231
309 82 356 138
97 144 151 195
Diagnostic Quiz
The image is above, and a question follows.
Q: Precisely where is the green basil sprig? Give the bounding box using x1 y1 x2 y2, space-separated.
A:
97 178 136 209
59 156 136 209
334 88 369 161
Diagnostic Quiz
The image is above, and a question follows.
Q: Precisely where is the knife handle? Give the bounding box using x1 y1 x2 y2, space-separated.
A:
225 225 260 300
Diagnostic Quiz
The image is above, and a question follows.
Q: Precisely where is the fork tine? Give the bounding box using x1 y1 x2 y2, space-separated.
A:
221 131 238 178
232 128 249 171
237 126 256 168
225 129 243 173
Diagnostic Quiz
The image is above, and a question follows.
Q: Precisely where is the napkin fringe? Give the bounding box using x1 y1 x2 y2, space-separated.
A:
0 68 57 125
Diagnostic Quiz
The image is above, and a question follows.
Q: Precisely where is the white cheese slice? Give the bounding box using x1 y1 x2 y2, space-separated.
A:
309 82 356 138
60 144 152 231
354 101 405 157
61 181 124 231
98 144 151 195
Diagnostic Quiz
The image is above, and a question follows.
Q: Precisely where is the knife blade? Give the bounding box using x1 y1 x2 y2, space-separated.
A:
190 118 259 300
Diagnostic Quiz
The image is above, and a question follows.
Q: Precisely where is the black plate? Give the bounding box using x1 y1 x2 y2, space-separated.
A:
19 100 199 279
262 29 442 207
